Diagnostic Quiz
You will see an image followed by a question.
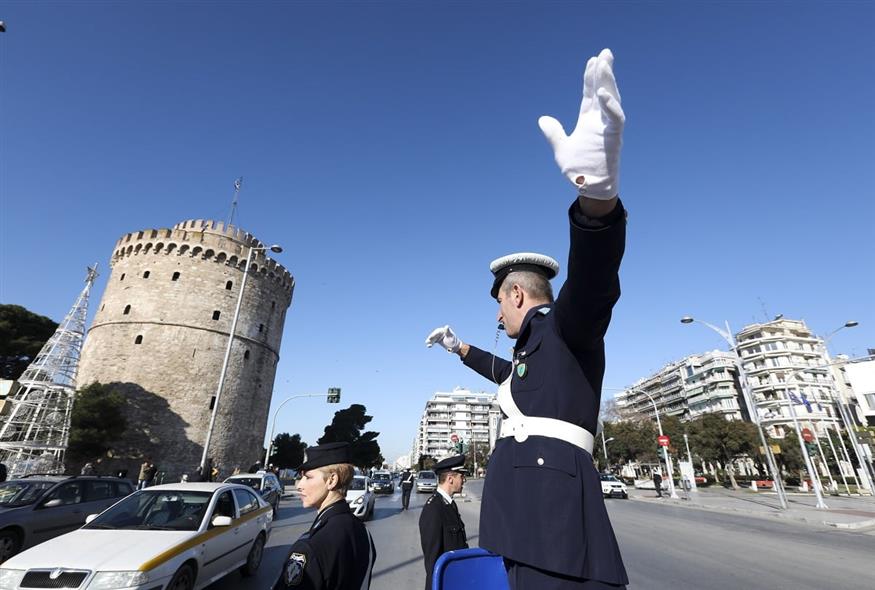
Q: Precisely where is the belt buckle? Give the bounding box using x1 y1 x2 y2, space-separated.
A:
513 421 528 443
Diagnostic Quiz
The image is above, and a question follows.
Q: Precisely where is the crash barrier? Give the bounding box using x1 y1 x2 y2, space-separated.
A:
432 548 509 590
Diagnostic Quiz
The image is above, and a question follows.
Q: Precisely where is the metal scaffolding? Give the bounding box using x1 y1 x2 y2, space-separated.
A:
0 265 98 476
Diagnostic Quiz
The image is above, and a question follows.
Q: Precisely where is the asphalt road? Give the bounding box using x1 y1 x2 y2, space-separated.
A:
207 479 875 590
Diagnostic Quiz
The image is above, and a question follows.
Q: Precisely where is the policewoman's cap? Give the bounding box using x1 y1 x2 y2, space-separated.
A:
489 252 560 299
299 442 351 471
434 454 467 474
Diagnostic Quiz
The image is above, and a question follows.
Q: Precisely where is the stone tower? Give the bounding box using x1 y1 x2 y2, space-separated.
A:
77 219 293 480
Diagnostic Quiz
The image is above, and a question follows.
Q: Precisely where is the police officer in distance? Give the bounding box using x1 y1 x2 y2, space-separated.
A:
426 49 628 589
273 442 376 590
400 468 415 510
418 454 469 590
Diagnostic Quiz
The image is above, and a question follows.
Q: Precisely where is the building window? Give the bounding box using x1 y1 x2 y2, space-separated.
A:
143 271 150 279
123 305 131 315
212 310 221 320
210 396 216 410
225 281 233 290
172 272 180 281
120 273 125 281
244 350 250 360
258 324 264 333
135 335 143 344
100 304 105 311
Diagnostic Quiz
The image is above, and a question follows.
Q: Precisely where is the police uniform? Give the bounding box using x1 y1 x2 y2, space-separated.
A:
400 469 415 509
462 200 628 588
274 443 376 590
418 455 469 590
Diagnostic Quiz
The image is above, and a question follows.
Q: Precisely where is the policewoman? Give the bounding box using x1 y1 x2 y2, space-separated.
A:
426 49 628 589
273 442 376 590
418 455 469 590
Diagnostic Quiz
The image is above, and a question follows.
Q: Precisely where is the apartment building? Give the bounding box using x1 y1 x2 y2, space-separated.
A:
619 350 746 423
838 355 875 428
414 388 497 462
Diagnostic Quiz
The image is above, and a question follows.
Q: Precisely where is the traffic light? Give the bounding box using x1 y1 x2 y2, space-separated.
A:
327 387 341 403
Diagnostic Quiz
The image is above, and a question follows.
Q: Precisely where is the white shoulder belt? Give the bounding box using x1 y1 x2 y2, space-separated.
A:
497 375 595 454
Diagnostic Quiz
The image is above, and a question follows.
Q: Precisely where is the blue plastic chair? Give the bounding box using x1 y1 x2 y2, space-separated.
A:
432 548 510 590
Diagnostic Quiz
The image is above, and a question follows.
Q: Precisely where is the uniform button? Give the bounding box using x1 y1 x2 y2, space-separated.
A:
537 458 544 466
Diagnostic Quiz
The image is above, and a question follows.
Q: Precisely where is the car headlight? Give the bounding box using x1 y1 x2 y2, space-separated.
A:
353 496 364 505
0 569 26 588
87 571 150 589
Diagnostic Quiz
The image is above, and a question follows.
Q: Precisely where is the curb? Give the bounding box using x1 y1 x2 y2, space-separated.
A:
824 518 875 530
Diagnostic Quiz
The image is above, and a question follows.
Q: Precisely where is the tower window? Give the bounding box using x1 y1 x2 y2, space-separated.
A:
120 273 125 281
172 272 180 281
123 305 131 315
244 350 250 360
209 396 216 410
225 281 233 290
143 271 150 279
135 335 143 344
212 310 221 320
271 301 276 310
100 304 105 311
258 324 264 333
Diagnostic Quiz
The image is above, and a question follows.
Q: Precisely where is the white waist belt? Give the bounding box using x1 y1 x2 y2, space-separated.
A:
499 415 595 454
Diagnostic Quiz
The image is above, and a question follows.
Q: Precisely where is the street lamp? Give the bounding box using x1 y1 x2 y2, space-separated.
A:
636 389 679 499
680 316 789 509
199 243 283 476
601 432 615 470
264 388 341 466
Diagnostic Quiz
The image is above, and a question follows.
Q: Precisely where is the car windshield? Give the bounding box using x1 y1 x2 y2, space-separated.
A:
229 477 261 490
0 481 55 507
84 490 213 531
349 477 367 491
600 475 619 482
419 471 436 480
374 473 390 481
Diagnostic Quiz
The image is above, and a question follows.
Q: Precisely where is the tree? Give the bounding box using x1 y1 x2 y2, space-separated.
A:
687 414 759 489
604 419 658 465
771 430 804 476
418 454 436 471
269 433 307 469
0 304 58 380
317 404 383 469
67 382 127 466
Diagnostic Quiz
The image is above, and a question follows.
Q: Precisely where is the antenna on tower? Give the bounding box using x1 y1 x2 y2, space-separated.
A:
757 296 770 322
227 177 243 229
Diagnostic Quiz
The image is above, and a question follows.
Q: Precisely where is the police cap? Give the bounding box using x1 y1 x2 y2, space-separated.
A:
299 442 351 471
434 454 467 474
489 252 559 299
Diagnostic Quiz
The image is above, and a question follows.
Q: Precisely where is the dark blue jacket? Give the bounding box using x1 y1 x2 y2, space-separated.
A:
463 199 628 584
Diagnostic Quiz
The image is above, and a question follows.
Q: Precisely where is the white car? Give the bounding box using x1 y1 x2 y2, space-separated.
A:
416 470 437 493
0 482 272 590
346 476 375 520
600 474 629 499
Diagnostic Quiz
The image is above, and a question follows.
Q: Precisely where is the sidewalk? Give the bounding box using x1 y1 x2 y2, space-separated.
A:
628 486 875 531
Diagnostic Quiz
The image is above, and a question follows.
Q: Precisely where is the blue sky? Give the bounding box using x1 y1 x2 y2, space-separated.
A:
1 2 873 463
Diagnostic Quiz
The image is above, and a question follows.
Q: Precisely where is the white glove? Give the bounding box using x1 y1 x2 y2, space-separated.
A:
425 325 461 354
538 48 625 200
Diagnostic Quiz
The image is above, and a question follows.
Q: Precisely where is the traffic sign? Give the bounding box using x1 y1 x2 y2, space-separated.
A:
450 433 459 443
801 428 814 443
657 435 670 447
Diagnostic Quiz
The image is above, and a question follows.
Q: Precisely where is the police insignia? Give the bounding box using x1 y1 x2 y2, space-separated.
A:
284 552 307 586
516 363 527 378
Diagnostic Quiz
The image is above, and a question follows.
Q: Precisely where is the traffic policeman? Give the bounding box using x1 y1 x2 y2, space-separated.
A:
400 468 415 510
418 454 469 590
426 49 628 589
273 442 376 590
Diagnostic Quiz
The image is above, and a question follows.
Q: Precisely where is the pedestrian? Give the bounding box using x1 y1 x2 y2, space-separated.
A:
425 49 628 589
145 461 158 487
400 468 415 510
653 471 663 498
273 442 375 590
80 462 95 475
138 458 154 490
418 455 469 590
211 464 220 482
248 460 263 473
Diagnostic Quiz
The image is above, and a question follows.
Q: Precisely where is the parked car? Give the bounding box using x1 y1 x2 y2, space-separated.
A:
224 471 283 515
0 482 272 590
369 470 394 494
346 476 375 520
0 474 135 563
416 470 437 493
599 474 628 499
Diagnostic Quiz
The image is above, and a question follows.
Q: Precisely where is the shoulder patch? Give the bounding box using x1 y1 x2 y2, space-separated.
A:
284 552 307 586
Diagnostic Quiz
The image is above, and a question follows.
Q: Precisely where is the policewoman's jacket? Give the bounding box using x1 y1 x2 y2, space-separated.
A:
462 199 628 585
273 500 375 590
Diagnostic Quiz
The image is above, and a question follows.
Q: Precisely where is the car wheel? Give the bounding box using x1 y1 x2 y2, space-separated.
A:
241 534 265 577
0 530 22 562
167 564 195 590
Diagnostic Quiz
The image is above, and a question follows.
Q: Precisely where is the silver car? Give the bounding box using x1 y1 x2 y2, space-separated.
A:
0 475 135 562
416 470 437 493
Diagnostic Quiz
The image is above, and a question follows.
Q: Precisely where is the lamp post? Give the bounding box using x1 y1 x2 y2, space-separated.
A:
264 388 341 466
601 432 615 471
199 243 283 476
637 389 679 499
680 316 789 509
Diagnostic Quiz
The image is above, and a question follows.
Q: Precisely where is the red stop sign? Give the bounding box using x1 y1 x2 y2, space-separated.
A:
801 428 814 443
657 435 670 447
450 433 459 443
